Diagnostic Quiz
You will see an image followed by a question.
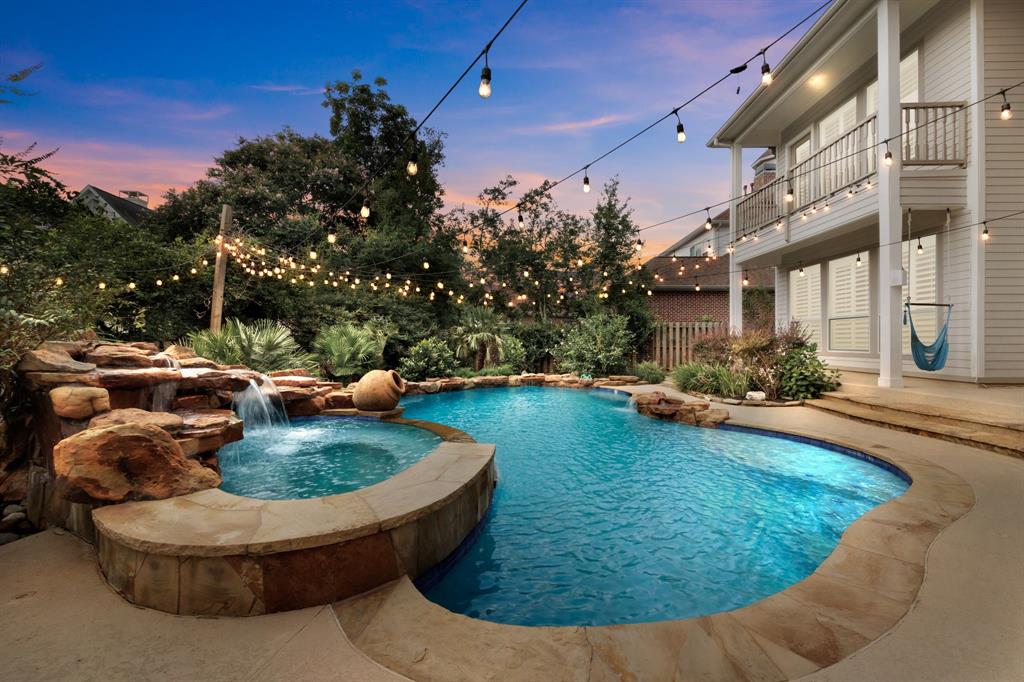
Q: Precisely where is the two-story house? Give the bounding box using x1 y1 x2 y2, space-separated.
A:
709 0 1022 387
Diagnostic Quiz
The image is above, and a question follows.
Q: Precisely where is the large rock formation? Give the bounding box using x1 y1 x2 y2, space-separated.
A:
52 423 220 503
633 391 729 428
49 386 111 420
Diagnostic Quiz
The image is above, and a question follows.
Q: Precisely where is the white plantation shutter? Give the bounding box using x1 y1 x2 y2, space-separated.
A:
827 253 871 351
818 97 858 147
902 234 938 353
789 264 822 346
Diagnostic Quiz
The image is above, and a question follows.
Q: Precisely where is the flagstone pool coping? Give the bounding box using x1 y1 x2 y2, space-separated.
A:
331 385 978 682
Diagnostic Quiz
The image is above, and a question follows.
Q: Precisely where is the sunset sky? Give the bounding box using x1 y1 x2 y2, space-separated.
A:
3 0 825 256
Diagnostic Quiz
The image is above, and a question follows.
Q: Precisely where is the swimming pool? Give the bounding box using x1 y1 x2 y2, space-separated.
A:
219 417 441 500
401 386 908 626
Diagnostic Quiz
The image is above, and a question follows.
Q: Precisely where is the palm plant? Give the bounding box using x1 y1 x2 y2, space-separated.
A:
314 322 387 380
184 319 317 375
449 307 506 370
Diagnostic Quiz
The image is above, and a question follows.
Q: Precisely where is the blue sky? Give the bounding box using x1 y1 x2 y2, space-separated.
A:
2 0 825 254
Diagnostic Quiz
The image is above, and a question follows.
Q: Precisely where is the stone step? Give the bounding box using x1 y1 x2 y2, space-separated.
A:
806 397 1024 458
822 390 1024 432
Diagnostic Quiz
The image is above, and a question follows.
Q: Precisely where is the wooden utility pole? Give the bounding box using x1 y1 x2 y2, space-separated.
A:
209 204 232 332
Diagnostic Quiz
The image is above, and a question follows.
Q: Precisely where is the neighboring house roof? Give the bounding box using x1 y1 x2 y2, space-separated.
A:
644 254 774 292
75 185 153 226
656 208 730 258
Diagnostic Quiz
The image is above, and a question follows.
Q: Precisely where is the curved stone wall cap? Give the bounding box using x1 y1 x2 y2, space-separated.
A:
92 440 495 557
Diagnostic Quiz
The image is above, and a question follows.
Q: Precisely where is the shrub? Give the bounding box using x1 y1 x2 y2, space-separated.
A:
185 319 317 374
672 362 749 398
476 363 514 377
509 320 562 372
692 334 731 365
500 335 528 373
449 306 505 370
313 321 387 381
779 344 840 399
554 313 632 377
633 360 665 384
398 337 458 381
453 366 476 379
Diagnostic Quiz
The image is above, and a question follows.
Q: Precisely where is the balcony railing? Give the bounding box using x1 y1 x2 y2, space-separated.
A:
735 102 967 233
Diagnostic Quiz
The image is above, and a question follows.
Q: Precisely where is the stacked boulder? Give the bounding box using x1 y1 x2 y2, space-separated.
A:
632 392 729 428
403 373 645 395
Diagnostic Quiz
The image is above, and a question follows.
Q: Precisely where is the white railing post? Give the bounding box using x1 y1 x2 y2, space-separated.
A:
729 143 744 333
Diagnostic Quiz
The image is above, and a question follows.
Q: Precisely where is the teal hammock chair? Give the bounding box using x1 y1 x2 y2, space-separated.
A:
903 302 953 371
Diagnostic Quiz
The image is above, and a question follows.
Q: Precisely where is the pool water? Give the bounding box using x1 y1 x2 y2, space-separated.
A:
219 417 441 500
401 387 908 626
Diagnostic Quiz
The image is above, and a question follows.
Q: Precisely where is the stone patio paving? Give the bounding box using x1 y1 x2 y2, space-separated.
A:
1 390 1022 681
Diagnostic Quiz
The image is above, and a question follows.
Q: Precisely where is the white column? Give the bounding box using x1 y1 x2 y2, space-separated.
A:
774 266 789 332
967 0 986 379
728 143 744 332
877 0 903 388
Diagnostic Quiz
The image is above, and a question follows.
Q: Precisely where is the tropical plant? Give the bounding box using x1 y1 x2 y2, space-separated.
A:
779 344 840 399
476 363 515 376
449 306 505 370
313 321 388 380
633 360 665 384
554 313 632 377
398 336 458 381
500 335 527 373
184 319 317 374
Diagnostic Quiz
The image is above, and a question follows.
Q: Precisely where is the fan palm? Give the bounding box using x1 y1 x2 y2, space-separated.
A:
184 319 317 375
450 307 506 370
314 322 387 380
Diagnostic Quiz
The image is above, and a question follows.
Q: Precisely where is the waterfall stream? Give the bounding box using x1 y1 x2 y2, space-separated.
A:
150 353 181 412
232 376 289 431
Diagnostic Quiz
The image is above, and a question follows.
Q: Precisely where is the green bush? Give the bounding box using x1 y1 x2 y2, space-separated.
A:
692 334 731 365
500 335 528 373
672 362 749 398
476 363 514 376
398 336 458 381
508 320 562 372
779 344 840 399
554 313 632 377
453 366 476 379
633 360 665 384
185 319 317 375
313 321 387 380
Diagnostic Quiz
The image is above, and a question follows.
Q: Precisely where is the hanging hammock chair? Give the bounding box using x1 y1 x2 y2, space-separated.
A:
902 208 954 372
904 302 953 371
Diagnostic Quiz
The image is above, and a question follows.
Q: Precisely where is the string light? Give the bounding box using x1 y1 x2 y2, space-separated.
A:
583 167 591 193
128 281 137 289
883 140 893 167
704 208 713 230
0 265 8 275
156 279 163 286
785 185 794 203
360 200 371 219
517 212 524 228
856 253 862 267
478 49 492 99
982 222 990 241
694 278 701 292
916 239 924 255
798 262 805 277
462 240 470 254
760 52 773 86
1000 90 1013 120
309 249 318 260
327 230 337 244
406 152 419 176
674 109 686 143
742 272 750 286
635 239 643 252
54 277 63 286
422 260 430 270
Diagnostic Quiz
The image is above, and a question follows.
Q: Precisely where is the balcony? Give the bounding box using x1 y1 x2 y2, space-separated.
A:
735 102 967 234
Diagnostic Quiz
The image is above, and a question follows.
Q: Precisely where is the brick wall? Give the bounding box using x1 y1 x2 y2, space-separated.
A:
649 290 730 324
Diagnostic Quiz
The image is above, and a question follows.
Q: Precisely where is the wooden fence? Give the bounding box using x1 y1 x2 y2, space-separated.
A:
648 321 724 370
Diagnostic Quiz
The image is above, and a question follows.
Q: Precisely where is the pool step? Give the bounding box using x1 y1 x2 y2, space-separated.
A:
806 393 1024 458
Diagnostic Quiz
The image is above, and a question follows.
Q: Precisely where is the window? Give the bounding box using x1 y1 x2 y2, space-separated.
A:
902 234 938 354
827 253 871 351
818 96 858 148
790 136 812 205
789 263 822 346
865 49 920 114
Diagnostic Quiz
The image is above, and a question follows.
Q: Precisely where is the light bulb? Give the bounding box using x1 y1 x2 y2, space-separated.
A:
676 122 686 143
884 149 893 166
1001 102 1013 120
0 265 7 275
742 273 749 286
309 250 317 260
785 187 794 203
55 277 63 286
478 65 492 99
327 231 337 244
462 240 469 254
583 172 591 193
761 62 773 86
128 281 136 289
799 265 805 277
156 279 163 286
694 281 701 292
916 240 923 255
705 217 712 230
437 281 444 289
406 155 419 176
360 202 370 219
423 261 430 270
856 253 862 267
517 212 524 228
982 225 990 241
635 239 643 251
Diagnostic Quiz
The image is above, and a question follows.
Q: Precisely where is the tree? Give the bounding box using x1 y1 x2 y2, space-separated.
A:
1 64 42 105
449 306 506 370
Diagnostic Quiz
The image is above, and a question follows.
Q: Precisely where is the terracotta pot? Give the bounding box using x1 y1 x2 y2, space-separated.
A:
352 369 406 412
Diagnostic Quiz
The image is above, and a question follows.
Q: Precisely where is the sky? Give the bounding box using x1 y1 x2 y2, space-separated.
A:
2 0 826 257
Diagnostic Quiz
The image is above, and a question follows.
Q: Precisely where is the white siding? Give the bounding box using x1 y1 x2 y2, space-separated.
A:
983 0 1024 379
919 0 971 102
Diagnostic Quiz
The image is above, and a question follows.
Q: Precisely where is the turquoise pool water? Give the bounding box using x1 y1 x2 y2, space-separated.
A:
219 417 440 500
401 387 908 626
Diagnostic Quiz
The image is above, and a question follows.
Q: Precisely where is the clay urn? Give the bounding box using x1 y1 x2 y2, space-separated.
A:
352 369 406 412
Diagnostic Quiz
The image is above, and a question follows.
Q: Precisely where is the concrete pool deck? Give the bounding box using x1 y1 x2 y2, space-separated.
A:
1 387 1022 681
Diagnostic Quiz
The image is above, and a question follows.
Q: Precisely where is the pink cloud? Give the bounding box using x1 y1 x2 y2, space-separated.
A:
515 114 634 135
